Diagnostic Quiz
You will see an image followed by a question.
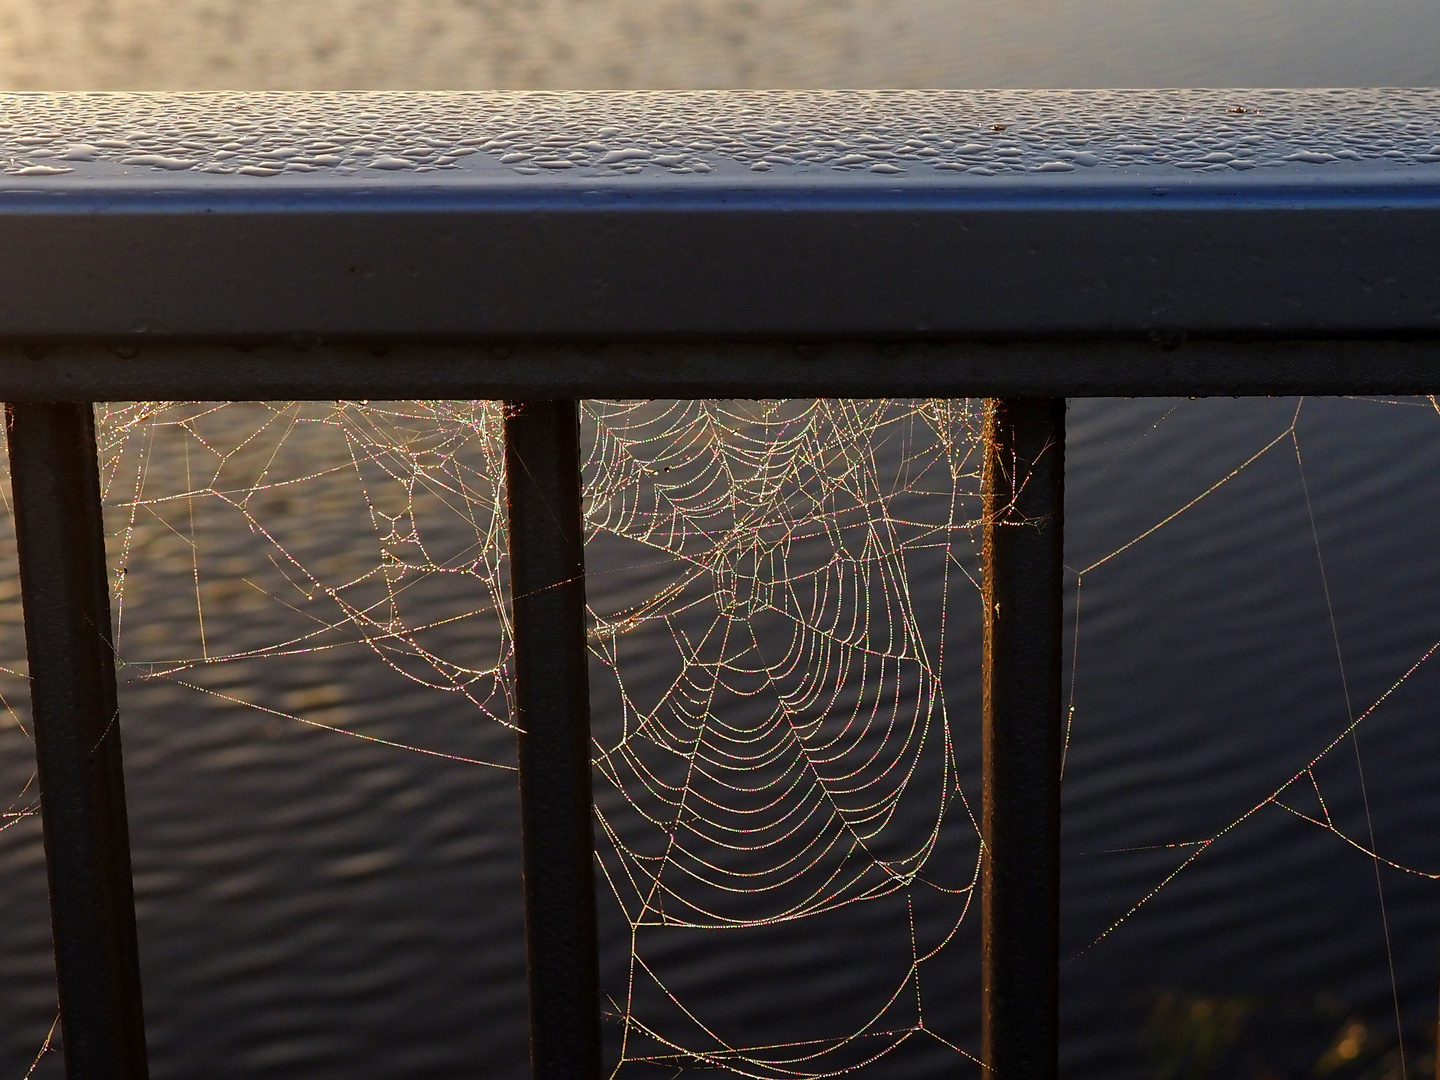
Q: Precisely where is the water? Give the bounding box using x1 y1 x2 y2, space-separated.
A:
0 0 1438 90
1062 397 1440 1077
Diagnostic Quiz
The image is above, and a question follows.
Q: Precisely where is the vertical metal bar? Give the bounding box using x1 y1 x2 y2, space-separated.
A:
981 397 1065 1080
5 402 148 1080
504 399 602 1080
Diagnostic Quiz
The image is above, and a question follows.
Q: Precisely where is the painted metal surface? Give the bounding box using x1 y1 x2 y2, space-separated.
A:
5 403 149 1080
981 397 1065 1080
0 90 1436 341
505 400 603 1080
4 89 1439 178
4 339 1440 401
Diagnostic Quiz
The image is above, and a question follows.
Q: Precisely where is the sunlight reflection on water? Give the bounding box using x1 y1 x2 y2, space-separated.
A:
0 0 1437 91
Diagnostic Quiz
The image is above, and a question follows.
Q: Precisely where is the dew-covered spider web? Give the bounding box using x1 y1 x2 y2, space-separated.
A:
1062 395 1440 1079
582 400 985 1077
2 394 1440 1079
13 397 990 1079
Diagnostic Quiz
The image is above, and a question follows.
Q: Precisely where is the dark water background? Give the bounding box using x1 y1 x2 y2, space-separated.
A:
1 396 1439 1079
1062 397 1440 1078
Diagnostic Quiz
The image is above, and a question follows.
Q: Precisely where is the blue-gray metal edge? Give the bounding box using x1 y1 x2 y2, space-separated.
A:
0 90 1435 384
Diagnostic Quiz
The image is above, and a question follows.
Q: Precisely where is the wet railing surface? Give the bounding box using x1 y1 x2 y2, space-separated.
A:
1 89 1438 1080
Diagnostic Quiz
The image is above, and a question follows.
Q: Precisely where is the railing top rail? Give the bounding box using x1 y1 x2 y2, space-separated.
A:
6 88 1440 185
1 89 1439 342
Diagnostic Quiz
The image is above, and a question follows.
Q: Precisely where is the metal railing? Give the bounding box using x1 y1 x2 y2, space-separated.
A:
2 88 1438 1080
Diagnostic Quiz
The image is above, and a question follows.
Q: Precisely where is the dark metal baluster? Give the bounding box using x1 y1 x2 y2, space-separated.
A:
5 402 148 1080
981 397 1065 1080
504 399 602 1080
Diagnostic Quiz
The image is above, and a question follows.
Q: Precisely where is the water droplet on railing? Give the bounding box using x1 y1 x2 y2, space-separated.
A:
0 89 1436 182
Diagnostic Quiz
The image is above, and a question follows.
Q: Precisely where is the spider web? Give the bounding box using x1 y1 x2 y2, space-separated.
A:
91 397 985 1079
1063 395 1440 1079
99 400 516 761
1067 399 1440 932
582 399 985 1077
3 394 1439 1078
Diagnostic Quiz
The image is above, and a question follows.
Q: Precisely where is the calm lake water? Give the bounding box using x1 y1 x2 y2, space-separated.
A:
0 4 1438 1078
0 0 1438 89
